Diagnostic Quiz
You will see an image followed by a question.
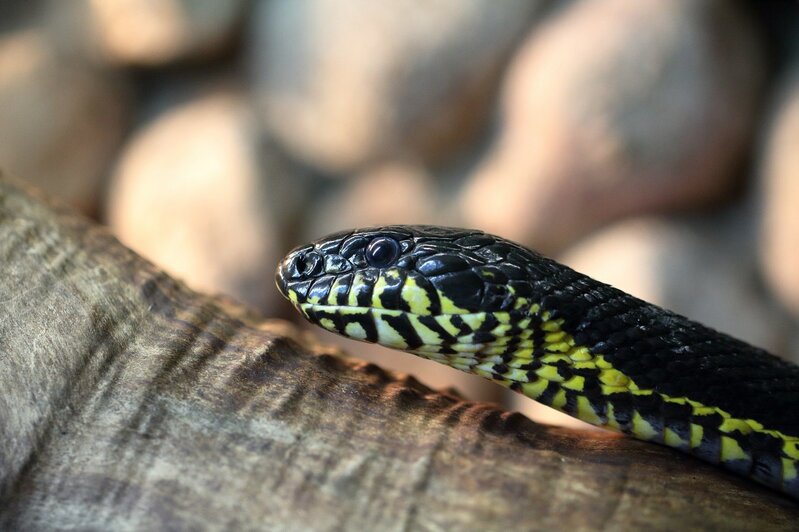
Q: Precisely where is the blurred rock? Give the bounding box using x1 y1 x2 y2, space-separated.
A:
559 215 786 354
460 0 765 253
47 0 247 65
0 1 43 31
760 68 799 319
301 161 442 242
0 30 130 215
106 85 284 313
251 0 547 173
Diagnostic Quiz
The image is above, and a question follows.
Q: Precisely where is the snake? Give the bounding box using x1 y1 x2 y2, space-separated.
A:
275 225 799 500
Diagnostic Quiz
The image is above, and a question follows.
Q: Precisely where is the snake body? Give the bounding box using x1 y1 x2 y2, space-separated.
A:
275 225 799 500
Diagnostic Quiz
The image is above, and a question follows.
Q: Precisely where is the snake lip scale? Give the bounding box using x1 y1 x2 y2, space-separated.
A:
276 225 799 500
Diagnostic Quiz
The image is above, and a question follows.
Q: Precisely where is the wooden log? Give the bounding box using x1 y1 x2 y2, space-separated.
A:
0 174 796 530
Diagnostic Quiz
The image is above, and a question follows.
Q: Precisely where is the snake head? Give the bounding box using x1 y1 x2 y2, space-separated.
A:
275 225 551 353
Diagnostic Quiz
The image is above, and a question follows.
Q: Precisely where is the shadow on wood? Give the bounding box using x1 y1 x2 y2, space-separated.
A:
0 174 796 530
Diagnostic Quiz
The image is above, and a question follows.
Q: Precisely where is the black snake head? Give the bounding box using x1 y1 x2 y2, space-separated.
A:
275 225 556 351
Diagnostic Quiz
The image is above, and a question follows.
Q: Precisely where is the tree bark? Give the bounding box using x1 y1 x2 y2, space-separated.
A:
0 174 796 531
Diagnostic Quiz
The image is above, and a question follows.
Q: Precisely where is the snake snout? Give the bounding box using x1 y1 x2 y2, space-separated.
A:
275 245 320 303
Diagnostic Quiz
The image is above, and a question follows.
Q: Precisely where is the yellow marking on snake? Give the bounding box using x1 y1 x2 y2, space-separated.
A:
491 324 512 337
344 322 368 340
664 428 686 448
373 311 407 349
605 403 622 431
783 459 797 482
475 362 495 374
535 364 563 383
569 347 592 361
407 314 442 346
337 307 367 316
400 276 432 315
449 356 477 367
690 424 704 448
509 348 534 361
461 313 485 331
449 342 485 354
439 292 468 314
522 379 548 399
599 369 629 387
474 368 493 379
327 276 350 305
632 411 659 440
434 315 461 338
545 331 566 343
348 271 370 306
562 375 585 391
505 368 529 383
540 354 570 366
371 271 393 309
720 418 753 435
576 396 602 425
551 389 567 409
720 436 749 462
287 289 299 305
784 441 799 460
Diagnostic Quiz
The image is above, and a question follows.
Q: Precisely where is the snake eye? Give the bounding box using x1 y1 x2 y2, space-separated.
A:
292 251 323 278
366 237 400 268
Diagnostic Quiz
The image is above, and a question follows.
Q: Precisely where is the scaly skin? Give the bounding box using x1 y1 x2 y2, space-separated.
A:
275 225 799 500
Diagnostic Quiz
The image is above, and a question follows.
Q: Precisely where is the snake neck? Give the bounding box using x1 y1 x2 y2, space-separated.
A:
408 302 624 426
407 303 799 497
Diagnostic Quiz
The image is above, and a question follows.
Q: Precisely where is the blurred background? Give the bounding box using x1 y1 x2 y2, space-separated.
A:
2 0 799 429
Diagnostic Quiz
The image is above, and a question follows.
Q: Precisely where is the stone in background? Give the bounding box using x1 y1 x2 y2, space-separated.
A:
759 63 799 321
559 214 787 355
46 0 248 65
301 161 442 242
460 0 766 253
251 0 548 173
106 84 288 314
0 30 130 215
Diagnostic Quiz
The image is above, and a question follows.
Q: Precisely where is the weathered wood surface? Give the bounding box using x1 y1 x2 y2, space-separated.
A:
0 174 796 531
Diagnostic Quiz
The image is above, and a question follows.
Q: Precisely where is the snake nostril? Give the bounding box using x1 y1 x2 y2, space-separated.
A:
292 251 323 278
294 255 308 274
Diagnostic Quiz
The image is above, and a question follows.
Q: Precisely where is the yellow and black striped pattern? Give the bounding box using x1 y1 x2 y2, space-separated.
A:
276 225 799 499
